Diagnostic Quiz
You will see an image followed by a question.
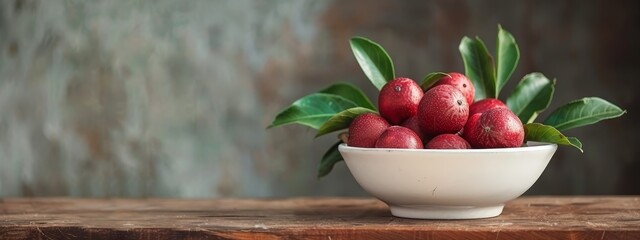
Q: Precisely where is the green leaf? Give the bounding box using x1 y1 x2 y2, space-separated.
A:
459 36 496 100
268 93 358 129
495 25 520 96
524 123 583 152
420 72 450 91
543 97 626 131
506 73 555 124
350 37 395 90
316 107 376 138
567 137 583 150
319 82 376 110
318 141 344 178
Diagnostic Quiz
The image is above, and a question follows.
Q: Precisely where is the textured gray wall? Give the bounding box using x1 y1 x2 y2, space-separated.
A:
0 0 638 197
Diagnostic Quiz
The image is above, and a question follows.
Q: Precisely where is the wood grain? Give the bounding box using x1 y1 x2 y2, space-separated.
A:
0 196 639 239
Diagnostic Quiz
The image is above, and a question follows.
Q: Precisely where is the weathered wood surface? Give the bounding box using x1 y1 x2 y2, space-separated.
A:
0 196 638 239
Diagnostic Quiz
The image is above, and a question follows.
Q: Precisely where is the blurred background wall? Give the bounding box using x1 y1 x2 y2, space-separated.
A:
0 0 638 197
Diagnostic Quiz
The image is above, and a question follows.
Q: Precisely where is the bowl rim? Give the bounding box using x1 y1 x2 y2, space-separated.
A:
339 141 557 153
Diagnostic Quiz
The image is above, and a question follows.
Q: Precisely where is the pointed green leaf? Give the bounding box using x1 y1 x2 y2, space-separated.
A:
316 107 376 138
459 36 496 100
524 123 583 152
496 25 520 95
420 72 450 91
319 82 376 110
318 141 344 178
268 93 358 129
543 97 626 131
506 73 555 123
567 137 583 150
350 37 395 90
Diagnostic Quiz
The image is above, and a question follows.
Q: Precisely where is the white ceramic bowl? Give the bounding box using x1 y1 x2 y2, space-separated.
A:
338 142 557 219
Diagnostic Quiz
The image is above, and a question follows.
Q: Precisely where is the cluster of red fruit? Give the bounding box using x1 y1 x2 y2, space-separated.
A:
348 73 524 149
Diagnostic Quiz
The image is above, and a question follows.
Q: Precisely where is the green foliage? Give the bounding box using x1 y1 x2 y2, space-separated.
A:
495 25 520 96
350 37 395 90
506 73 555 123
268 93 358 129
459 36 496 99
543 97 626 131
524 123 583 152
268 77 381 177
420 72 450 91
319 82 376 111
316 107 376 138
317 141 344 178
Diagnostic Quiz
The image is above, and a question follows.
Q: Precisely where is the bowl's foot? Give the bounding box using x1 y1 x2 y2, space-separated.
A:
389 204 504 219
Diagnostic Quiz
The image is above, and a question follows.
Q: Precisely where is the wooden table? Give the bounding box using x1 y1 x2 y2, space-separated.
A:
0 196 638 239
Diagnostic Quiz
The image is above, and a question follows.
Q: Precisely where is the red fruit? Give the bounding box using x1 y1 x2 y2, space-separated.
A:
348 113 390 148
401 116 429 143
461 113 482 137
426 134 471 149
462 108 524 149
432 72 475 106
469 98 508 116
374 126 424 149
378 77 424 125
417 85 469 136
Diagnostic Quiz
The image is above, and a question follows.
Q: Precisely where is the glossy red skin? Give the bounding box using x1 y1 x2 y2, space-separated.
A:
374 126 424 149
401 116 430 144
462 108 524 148
469 98 508 116
348 113 390 148
460 113 482 137
378 78 424 125
432 72 475 106
417 85 469 136
426 134 471 149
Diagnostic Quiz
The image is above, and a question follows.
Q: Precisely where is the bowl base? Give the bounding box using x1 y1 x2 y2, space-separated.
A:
389 204 504 219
